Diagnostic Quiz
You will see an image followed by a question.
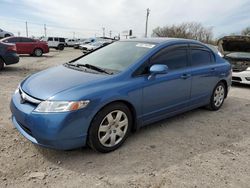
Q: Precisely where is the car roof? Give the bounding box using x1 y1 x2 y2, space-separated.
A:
123 37 203 45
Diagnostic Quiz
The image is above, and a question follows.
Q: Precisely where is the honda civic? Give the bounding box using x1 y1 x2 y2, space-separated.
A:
10 38 232 153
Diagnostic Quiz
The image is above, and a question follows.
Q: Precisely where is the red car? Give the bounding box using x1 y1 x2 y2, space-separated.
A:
1 36 49 57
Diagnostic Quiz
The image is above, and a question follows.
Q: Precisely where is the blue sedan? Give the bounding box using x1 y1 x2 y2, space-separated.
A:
10 38 232 152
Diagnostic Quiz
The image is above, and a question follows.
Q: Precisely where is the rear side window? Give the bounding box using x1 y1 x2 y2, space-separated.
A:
59 38 65 42
54 38 59 41
151 48 188 70
191 49 212 66
4 37 20 43
48 37 53 41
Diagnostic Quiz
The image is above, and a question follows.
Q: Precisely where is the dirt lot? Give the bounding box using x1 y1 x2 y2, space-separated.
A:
0 48 250 188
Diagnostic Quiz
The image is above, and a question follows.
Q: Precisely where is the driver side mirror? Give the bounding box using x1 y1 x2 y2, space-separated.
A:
148 64 168 80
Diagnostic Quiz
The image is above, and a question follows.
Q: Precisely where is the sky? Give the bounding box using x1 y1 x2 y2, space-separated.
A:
1 0 250 39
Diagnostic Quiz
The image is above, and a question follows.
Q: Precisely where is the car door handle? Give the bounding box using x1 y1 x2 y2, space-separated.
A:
181 74 191 79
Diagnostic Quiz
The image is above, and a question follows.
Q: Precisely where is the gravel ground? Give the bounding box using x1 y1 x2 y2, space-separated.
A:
0 48 250 188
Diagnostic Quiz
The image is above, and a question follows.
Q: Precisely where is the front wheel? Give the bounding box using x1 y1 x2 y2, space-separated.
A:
33 48 43 57
207 82 226 111
88 103 132 153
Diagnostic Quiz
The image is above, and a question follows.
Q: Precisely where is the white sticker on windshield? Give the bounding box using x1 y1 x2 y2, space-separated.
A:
136 43 155 49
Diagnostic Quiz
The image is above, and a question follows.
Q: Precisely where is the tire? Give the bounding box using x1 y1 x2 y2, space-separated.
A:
33 48 43 57
57 44 64 51
207 82 226 111
88 102 132 153
0 58 4 70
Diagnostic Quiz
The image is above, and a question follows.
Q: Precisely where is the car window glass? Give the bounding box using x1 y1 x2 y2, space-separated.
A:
21 38 34 42
54 38 59 41
151 48 188 70
191 49 212 66
6 37 20 43
75 41 153 72
48 37 53 41
59 38 65 42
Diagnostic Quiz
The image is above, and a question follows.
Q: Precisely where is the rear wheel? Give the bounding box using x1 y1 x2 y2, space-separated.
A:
0 58 4 70
207 82 226 111
33 48 43 57
58 44 64 51
88 103 132 153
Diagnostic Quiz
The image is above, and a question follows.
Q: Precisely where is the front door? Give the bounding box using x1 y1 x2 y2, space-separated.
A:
139 45 192 124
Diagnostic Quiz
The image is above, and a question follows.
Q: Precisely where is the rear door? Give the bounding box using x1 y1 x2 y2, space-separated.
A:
188 44 218 106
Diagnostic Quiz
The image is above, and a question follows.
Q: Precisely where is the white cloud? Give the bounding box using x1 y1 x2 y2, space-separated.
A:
2 0 250 38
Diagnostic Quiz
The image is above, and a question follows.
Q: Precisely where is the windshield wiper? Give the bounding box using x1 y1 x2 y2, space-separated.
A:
75 63 113 75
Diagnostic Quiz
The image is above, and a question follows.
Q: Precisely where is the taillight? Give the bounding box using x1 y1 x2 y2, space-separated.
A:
7 45 16 52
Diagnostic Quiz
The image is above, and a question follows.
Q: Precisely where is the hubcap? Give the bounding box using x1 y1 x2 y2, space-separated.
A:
214 85 225 107
98 110 128 147
35 49 42 56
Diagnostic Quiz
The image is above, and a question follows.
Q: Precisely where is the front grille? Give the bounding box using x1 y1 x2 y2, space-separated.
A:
19 88 41 105
17 120 33 136
232 76 242 81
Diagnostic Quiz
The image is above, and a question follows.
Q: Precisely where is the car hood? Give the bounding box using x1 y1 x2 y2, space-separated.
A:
218 35 250 55
21 65 108 100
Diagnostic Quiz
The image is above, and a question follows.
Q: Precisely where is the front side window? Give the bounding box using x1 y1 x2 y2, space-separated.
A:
54 38 59 41
191 49 212 66
74 41 154 72
151 48 188 70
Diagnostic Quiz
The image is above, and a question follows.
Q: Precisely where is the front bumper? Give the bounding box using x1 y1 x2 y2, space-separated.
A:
232 71 250 85
10 92 92 150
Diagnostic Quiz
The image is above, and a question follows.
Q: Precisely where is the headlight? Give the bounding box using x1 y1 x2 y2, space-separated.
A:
34 100 90 112
247 67 250 71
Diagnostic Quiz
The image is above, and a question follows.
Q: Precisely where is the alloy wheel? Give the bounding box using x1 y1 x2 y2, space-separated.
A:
214 85 225 107
98 110 128 147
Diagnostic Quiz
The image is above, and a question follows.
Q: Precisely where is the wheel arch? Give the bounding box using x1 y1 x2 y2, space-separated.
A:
90 100 138 133
218 79 228 98
33 47 43 53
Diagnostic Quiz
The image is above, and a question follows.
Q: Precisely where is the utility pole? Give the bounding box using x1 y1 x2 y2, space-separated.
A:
109 30 112 38
145 8 150 38
102 27 105 37
25 21 28 37
44 24 47 37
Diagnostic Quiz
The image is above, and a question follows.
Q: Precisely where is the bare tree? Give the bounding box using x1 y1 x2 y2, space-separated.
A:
152 22 214 44
241 27 250 36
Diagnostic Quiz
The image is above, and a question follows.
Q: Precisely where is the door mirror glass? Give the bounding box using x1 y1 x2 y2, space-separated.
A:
150 64 168 75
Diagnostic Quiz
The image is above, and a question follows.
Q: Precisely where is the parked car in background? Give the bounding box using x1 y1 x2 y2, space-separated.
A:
66 38 85 47
1 36 49 57
77 38 96 49
218 35 250 85
0 28 13 39
81 40 113 53
0 41 19 70
11 38 231 153
41 37 65 50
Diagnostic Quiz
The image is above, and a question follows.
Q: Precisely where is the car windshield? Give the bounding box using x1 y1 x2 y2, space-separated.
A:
73 41 155 72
